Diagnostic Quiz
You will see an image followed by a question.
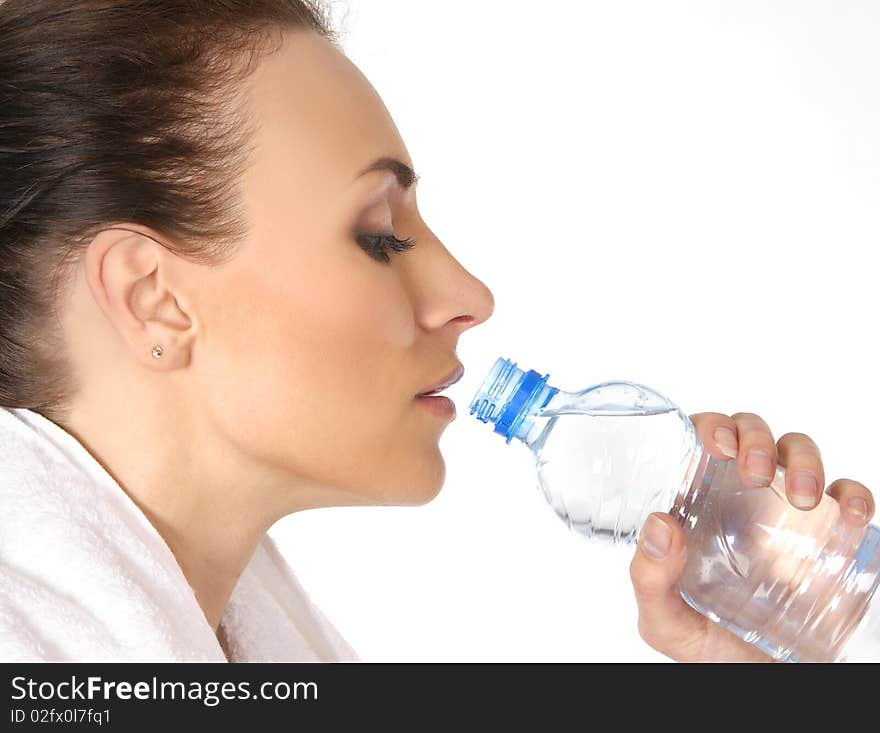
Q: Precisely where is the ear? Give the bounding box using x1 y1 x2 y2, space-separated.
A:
83 226 199 370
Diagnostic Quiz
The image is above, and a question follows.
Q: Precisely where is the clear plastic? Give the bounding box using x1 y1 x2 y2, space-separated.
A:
469 357 880 662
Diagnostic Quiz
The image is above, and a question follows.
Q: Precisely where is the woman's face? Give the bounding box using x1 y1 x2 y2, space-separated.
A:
191 30 494 509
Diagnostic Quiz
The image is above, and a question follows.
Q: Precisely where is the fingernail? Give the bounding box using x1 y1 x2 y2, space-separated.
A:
746 449 773 487
713 427 738 459
790 470 818 509
847 497 869 521
642 515 672 559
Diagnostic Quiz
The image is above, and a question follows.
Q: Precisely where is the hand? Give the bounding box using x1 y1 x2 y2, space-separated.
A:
628 411 875 662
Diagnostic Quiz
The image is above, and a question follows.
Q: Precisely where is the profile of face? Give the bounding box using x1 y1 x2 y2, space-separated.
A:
67 28 494 518
204 29 497 510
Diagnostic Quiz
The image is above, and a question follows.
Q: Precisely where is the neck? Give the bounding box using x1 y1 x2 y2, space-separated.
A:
58 392 287 633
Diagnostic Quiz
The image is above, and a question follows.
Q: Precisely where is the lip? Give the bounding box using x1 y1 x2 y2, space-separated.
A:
416 364 465 397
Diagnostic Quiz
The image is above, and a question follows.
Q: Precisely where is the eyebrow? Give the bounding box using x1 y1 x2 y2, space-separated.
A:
355 156 420 190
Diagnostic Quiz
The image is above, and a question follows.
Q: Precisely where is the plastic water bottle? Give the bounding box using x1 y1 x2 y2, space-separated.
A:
468 356 880 662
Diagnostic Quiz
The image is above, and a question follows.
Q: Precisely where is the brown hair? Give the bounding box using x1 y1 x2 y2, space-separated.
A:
0 0 338 423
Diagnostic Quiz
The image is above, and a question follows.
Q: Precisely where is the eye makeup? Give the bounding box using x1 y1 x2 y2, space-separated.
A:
355 232 416 265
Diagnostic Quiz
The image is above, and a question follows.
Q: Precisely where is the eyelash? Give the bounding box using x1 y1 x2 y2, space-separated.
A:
355 232 417 265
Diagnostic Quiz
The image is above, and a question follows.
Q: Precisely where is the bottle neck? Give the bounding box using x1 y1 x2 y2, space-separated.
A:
506 380 560 445
515 387 568 448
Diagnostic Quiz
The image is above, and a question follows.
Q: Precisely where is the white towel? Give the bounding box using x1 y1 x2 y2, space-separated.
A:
0 405 359 663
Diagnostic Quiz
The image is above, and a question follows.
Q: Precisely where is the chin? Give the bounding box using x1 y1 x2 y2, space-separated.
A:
380 453 447 507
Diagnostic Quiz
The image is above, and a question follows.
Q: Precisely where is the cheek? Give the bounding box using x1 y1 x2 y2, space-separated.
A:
198 245 420 480
280 252 416 411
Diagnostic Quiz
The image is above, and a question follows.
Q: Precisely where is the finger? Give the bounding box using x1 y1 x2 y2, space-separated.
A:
629 513 707 660
776 432 825 511
731 412 777 489
826 478 875 527
689 412 739 462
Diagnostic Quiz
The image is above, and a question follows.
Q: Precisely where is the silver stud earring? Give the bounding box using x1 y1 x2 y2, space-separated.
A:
151 345 164 360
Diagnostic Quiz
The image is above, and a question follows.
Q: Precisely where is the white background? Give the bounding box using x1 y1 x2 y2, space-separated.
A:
269 1 880 661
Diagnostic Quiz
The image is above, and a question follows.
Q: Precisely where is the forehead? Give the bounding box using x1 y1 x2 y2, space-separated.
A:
243 30 408 198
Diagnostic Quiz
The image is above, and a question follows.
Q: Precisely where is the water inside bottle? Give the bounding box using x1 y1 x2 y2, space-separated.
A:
527 402 697 544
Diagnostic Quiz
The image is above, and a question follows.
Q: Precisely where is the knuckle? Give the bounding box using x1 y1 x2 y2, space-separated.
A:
629 577 665 609
795 462 825 486
628 559 645 591
778 431 818 451
745 435 776 452
826 478 875 519
692 411 730 422
785 452 823 474
690 412 727 429
733 411 771 429
828 477 870 495
731 411 760 422
636 617 663 651
733 414 774 445
628 562 657 600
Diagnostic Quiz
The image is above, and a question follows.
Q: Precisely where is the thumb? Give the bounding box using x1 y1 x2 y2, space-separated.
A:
629 512 708 660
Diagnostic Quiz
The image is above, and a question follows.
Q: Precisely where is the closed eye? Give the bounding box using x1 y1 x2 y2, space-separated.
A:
356 232 417 265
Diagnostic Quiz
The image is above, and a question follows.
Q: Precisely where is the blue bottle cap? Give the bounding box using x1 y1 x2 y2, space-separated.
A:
469 357 558 443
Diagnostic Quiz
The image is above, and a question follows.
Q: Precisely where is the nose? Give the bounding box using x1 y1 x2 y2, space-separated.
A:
410 242 495 336
396 213 496 338
469 279 495 329
446 282 494 336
